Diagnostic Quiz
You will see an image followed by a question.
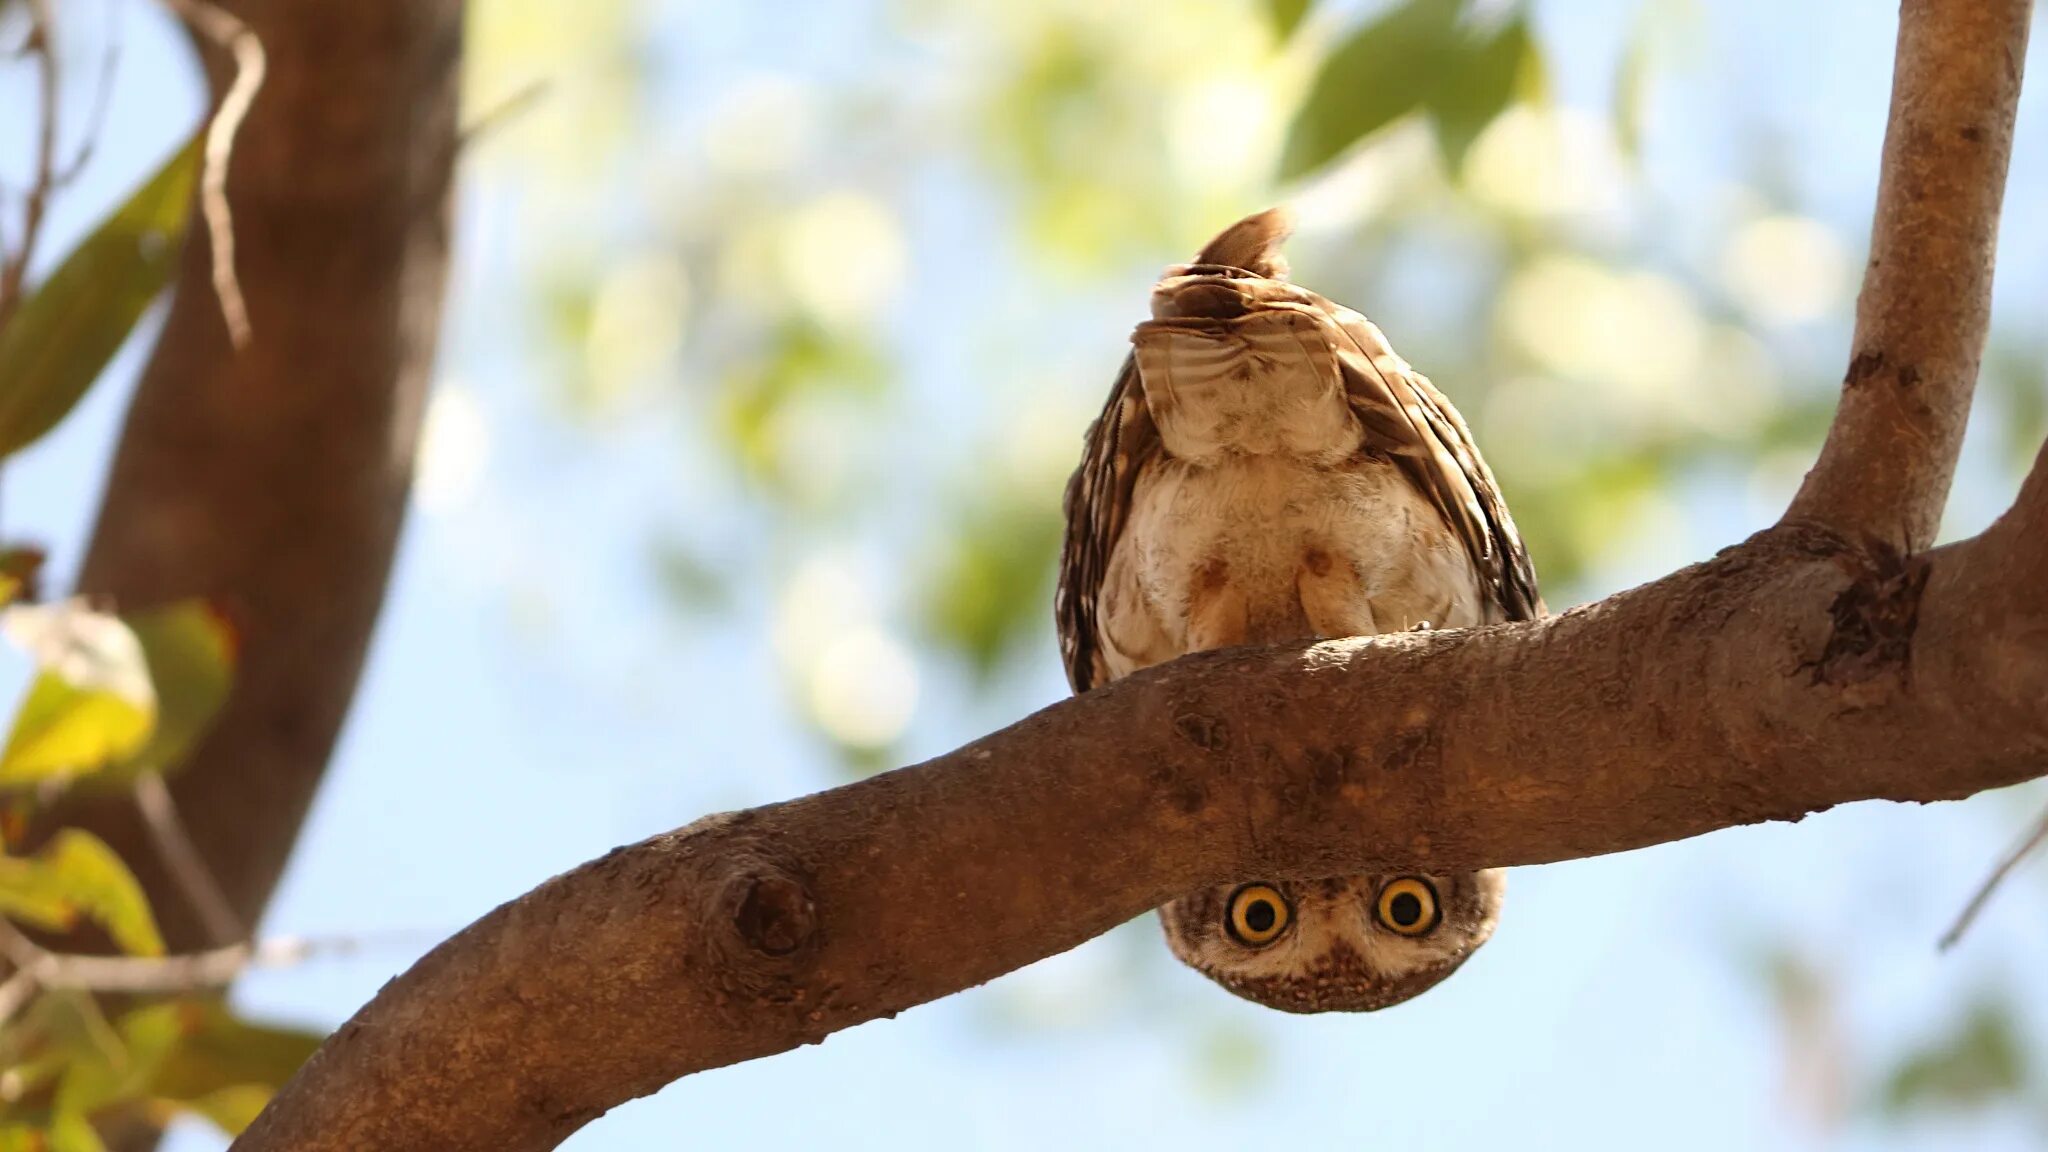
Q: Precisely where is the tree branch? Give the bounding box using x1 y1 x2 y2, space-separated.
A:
230 1 2040 1149
1786 0 2032 550
235 524 2048 1152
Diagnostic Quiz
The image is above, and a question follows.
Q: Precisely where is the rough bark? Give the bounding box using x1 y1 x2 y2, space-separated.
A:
231 0 2038 1148
49 1 461 950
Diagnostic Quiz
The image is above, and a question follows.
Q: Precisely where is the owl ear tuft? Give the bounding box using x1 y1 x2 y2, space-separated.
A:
1193 207 1295 279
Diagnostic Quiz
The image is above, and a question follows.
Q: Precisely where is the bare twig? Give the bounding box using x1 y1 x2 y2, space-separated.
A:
0 0 59 335
457 79 551 152
1938 801 2048 951
157 0 264 349
134 772 246 946
0 917 358 995
49 0 124 190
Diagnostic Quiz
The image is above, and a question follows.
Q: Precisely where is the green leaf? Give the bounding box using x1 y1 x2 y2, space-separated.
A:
1424 12 1544 173
0 831 164 957
1880 998 2030 1115
42 1115 102 1152
1265 0 1313 41
103 601 235 783
139 1002 322 1135
0 1126 50 1152
172 1085 272 1136
0 138 199 460
917 482 1065 682
1279 0 1461 180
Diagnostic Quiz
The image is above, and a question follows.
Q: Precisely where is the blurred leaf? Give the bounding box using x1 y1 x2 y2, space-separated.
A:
1985 341 2047 473
0 138 199 460
0 680 149 789
648 535 731 616
1191 1022 1269 1099
1280 0 1459 180
43 1116 103 1152
1425 12 1543 172
1880 998 2029 1116
0 991 124 1135
0 600 228 790
169 1085 271 1136
100 601 235 784
917 484 1064 682
15 1001 316 1142
0 603 156 787
51 1000 180 1127
714 320 885 499
1266 0 1313 41
1282 0 1544 180
137 1001 324 1110
0 1122 101 1152
0 830 164 956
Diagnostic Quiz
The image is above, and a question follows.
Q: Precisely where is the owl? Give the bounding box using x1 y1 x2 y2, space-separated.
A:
1054 207 1542 1013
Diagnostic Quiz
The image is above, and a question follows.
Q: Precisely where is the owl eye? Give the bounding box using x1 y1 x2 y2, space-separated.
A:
1374 877 1441 936
1224 884 1291 947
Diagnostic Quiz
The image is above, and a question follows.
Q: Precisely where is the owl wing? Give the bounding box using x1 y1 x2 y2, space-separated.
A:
1055 352 1162 694
1324 300 1544 623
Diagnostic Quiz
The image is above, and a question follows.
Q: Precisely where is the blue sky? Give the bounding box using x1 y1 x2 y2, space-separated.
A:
6 1 2048 1148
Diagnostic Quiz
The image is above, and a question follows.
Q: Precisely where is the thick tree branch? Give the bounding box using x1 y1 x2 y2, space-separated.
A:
235 524 2048 1152
1787 0 2031 550
232 1 2038 1149
40 0 461 954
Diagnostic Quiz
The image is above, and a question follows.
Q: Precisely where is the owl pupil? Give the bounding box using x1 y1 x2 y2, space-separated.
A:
1244 900 1276 932
1388 892 1423 927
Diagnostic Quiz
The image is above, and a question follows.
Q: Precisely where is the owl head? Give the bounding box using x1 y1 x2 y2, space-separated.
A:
1158 870 1505 1012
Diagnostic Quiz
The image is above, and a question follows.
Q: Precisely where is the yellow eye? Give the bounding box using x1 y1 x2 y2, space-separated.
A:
1225 884 1291 946
1374 878 1441 936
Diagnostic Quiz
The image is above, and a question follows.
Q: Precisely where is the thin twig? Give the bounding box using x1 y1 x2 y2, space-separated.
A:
158 0 264 349
0 0 59 335
134 771 246 946
457 78 551 152
0 917 361 995
49 0 123 190
1938 801 2048 951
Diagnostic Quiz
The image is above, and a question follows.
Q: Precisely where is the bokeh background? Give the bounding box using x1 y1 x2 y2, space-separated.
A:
6 0 2048 1147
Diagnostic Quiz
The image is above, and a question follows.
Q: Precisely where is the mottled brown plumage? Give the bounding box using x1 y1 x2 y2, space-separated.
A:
1054 207 1542 1013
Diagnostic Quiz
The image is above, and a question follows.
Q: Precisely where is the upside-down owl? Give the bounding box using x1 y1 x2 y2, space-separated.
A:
1054 208 1542 1013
